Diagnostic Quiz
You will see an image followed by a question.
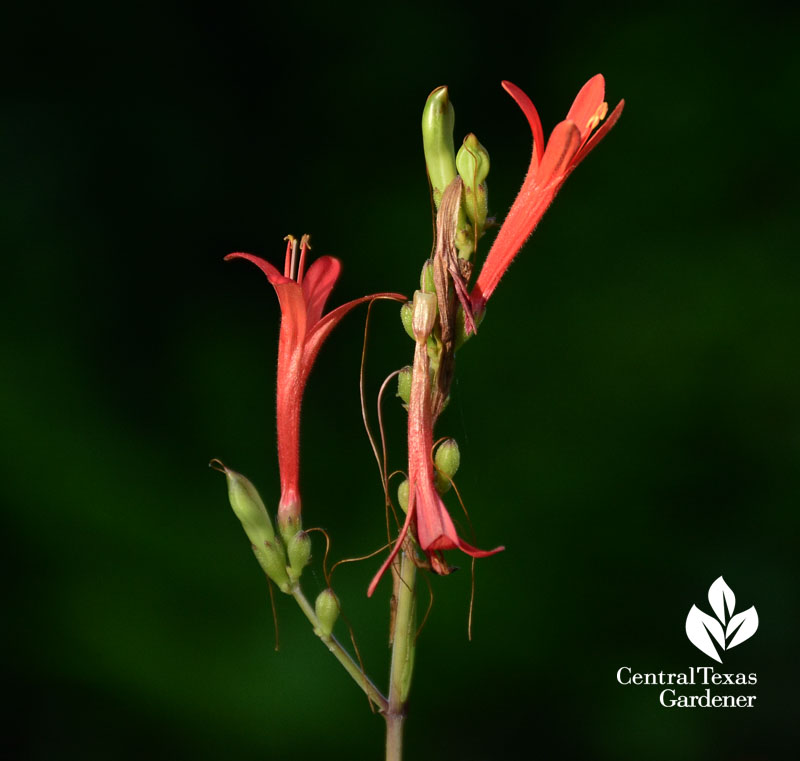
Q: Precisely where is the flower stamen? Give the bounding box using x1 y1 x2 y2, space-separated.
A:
586 102 609 133
297 234 311 284
289 237 299 280
283 234 296 279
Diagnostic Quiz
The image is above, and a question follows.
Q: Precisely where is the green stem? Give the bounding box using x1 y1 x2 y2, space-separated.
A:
385 550 417 761
290 584 388 713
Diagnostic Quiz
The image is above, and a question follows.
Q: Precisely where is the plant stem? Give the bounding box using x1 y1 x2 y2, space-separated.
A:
385 550 417 761
290 584 388 713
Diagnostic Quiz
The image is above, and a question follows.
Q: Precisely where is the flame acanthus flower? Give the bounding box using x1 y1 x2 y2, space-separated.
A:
470 74 624 314
368 293 504 597
226 236 404 531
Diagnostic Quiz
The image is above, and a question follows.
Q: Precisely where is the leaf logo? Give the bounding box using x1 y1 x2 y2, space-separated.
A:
685 577 758 663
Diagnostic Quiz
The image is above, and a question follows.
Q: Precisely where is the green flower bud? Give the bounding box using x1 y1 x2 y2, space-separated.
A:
397 366 412 405
253 540 292 592
400 301 415 340
455 225 475 260
456 133 490 233
422 86 457 209
219 461 276 545
426 334 442 369
397 478 409 513
212 460 291 592
420 259 436 294
434 438 460 479
456 133 490 186
287 530 312 581
314 588 340 637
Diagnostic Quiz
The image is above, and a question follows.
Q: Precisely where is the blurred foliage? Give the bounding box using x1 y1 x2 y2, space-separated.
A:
3 1 799 759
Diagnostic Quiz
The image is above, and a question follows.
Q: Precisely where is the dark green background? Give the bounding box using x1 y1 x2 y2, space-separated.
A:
4 1 799 759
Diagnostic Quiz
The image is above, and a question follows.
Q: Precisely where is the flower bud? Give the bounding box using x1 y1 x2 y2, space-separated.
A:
397 366 412 405
400 301 415 340
412 290 437 341
219 462 276 544
420 259 436 294
434 438 461 478
287 530 312 581
434 438 460 494
456 133 490 186
397 478 409 513
314 588 340 637
422 86 457 208
456 133 490 233
213 461 292 592
455 225 475 260
253 540 292 592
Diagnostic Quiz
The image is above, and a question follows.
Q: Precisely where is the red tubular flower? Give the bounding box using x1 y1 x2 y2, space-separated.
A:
226 236 404 533
368 293 504 597
470 75 624 314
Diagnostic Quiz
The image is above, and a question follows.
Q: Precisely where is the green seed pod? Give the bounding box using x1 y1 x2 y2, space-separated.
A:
315 588 340 637
422 86 457 209
434 438 460 479
397 478 410 513
287 530 312 581
397 366 412 405
400 301 415 340
456 133 490 233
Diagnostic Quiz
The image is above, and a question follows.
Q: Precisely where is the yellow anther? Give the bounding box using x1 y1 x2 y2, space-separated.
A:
585 102 609 133
297 234 312 283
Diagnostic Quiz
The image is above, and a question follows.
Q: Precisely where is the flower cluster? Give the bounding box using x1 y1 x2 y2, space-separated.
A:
223 75 622 596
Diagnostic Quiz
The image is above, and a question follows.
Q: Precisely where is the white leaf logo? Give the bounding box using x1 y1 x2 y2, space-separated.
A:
727 606 759 649
685 576 758 662
708 576 735 623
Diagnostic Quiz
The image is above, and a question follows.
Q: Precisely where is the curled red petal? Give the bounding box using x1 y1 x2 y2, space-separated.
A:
566 74 606 142
366 495 415 598
302 255 342 328
225 252 292 285
303 292 405 374
451 536 505 559
415 482 504 559
225 251 308 348
502 80 545 169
